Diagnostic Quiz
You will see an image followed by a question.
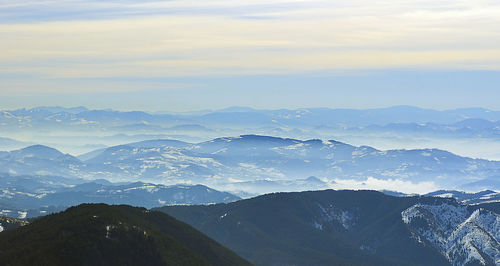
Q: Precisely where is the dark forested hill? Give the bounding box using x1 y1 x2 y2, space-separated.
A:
158 190 500 266
0 204 251 266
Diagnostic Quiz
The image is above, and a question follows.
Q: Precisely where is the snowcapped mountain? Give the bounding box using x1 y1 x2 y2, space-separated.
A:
2 135 500 194
0 145 83 177
86 135 500 191
402 202 500 265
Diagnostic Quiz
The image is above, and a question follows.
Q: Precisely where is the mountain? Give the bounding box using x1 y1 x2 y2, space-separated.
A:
195 106 500 127
453 118 499 130
0 107 188 134
158 190 500 266
13 106 89 115
0 204 251 266
0 145 83 177
44 182 240 209
0 173 240 218
76 139 189 161
363 118 500 138
12 145 70 160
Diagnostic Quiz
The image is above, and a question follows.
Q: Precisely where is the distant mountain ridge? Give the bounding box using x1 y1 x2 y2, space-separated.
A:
426 190 500 205
2 105 500 130
3 105 500 159
0 173 240 219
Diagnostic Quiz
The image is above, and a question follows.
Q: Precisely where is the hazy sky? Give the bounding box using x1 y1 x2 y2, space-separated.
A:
1 0 499 111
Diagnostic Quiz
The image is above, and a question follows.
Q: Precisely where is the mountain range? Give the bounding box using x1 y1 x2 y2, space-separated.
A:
2 106 500 158
3 190 499 265
1 135 499 195
2 106 500 136
0 172 239 219
5 106 500 125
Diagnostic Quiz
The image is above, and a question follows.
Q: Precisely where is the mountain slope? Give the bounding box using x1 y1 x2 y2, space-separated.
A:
402 203 500 265
158 190 452 265
0 204 251 266
159 190 500 266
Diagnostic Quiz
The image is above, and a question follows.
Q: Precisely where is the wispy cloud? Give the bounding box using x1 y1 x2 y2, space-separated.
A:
1 0 499 96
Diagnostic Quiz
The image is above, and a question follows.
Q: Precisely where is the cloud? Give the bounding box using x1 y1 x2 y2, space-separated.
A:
0 0 499 94
331 177 440 194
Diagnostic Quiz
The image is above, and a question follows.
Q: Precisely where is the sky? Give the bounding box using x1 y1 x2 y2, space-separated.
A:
1 0 500 111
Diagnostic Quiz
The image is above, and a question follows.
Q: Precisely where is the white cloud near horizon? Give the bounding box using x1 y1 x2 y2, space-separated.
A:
331 177 441 194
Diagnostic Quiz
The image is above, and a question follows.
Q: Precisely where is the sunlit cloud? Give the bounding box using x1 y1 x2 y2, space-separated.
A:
0 0 499 95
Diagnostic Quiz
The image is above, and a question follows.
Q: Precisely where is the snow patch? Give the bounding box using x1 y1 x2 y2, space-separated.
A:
105 225 113 239
317 203 355 230
313 221 323 230
17 211 27 219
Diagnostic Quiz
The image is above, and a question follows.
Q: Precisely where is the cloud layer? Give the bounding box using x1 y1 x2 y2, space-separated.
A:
1 0 500 107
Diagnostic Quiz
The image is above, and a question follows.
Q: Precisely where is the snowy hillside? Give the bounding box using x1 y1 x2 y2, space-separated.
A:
402 203 500 265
